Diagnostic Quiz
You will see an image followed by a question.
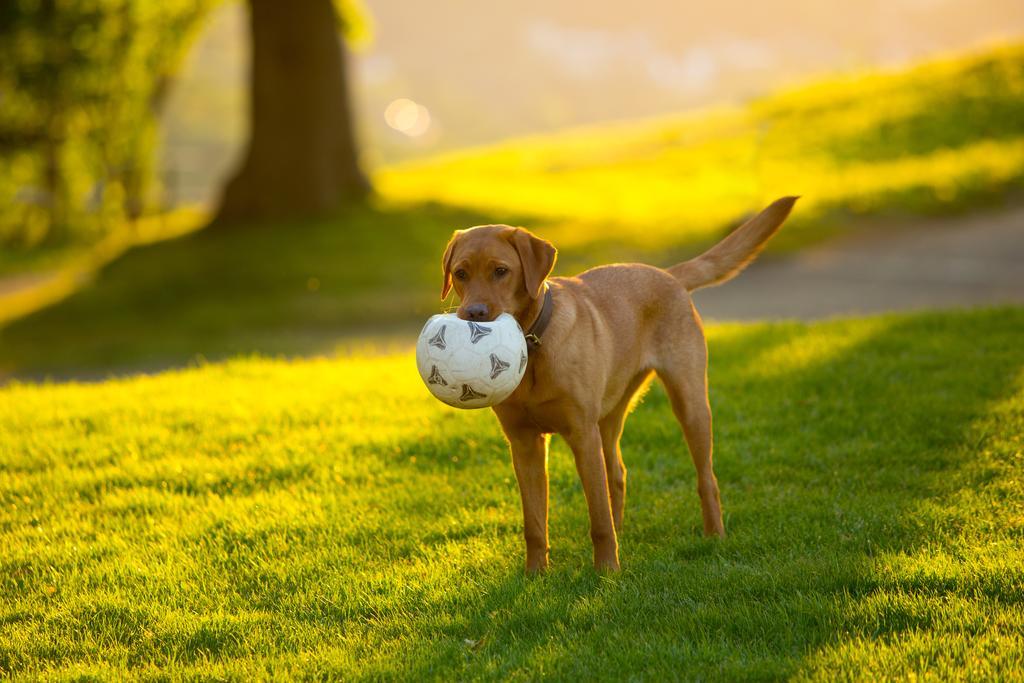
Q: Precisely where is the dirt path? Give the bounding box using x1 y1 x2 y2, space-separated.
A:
692 205 1024 321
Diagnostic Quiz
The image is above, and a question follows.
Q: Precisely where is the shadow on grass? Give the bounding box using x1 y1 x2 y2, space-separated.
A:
0 202 496 381
1 196 728 383
328 308 1023 679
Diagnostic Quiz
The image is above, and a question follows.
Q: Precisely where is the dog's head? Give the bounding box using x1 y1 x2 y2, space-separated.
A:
440 225 557 322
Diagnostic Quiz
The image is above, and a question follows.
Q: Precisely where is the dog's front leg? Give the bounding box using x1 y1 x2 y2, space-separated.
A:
505 428 550 574
564 425 620 571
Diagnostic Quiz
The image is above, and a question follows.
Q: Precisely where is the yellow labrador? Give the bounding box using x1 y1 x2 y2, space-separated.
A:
441 196 798 571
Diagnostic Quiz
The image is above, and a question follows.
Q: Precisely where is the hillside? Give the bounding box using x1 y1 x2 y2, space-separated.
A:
381 44 1024 255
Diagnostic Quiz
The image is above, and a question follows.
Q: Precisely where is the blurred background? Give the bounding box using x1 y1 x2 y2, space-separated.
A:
1 0 1022 380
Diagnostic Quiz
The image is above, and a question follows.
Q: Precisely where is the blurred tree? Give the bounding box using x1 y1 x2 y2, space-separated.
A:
0 0 369 247
0 0 212 246
213 0 371 225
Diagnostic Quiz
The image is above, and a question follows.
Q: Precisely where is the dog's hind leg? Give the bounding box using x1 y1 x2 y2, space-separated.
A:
655 327 725 537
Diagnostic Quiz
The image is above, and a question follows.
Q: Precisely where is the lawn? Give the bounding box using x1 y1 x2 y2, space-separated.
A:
381 44 1024 254
2 307 1022 680
0 202 488 379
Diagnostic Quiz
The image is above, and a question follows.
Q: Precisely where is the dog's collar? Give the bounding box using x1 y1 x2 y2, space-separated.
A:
524 285 554 353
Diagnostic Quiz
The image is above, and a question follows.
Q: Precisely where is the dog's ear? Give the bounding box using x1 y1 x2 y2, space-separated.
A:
508 228 557 299
440 230 461 299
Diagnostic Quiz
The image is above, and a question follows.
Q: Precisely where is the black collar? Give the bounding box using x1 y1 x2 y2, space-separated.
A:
524 285 554 353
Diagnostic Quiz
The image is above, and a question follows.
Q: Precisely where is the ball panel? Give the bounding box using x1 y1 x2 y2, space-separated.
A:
488 352 511 381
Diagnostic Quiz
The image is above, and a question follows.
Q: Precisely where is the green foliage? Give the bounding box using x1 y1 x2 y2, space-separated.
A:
1 308 1022 678
0 0 212 247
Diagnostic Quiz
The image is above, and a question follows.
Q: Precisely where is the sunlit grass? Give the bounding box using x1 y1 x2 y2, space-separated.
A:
380 44 1024 253
2 307 1023 679
720 317 890 379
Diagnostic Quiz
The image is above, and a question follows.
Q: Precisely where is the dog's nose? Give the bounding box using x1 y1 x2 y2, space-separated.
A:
463 303 490 321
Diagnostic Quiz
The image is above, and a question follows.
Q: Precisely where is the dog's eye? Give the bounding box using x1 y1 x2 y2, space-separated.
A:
454 269 469 281
494 267 509 278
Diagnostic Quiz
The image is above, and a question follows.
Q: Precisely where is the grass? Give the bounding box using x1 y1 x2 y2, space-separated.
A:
0 208 208 280
381 43 1024 253
0 202 484 378
2 307 1023 680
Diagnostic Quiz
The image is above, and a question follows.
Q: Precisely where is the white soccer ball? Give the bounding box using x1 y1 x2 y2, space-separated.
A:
415 312 529 409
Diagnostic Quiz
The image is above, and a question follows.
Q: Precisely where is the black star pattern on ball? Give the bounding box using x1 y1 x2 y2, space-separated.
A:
460 384 486 402
489 353 510 380
428 325 447 350
519 352 527 373
467 321 492 344
427 365 448 386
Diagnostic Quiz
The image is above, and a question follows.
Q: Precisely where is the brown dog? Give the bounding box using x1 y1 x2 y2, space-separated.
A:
441 196 798 572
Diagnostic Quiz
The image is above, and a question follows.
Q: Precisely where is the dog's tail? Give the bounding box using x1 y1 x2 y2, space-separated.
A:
668 196 798 291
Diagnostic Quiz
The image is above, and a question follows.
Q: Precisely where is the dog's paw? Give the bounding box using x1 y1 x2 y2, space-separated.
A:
525 553 549 575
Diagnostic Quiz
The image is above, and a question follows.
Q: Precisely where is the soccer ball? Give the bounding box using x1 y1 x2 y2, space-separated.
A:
415 313 529 409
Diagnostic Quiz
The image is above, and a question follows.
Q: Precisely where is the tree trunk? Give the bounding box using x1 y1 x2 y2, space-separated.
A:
213 0 370 225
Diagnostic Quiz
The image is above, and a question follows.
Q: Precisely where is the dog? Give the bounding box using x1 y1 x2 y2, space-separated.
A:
440 196 797 572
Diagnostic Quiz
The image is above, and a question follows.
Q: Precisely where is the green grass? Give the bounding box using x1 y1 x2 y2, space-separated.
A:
2 307 1023 680
0 202 487 378
381 43 1024 253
